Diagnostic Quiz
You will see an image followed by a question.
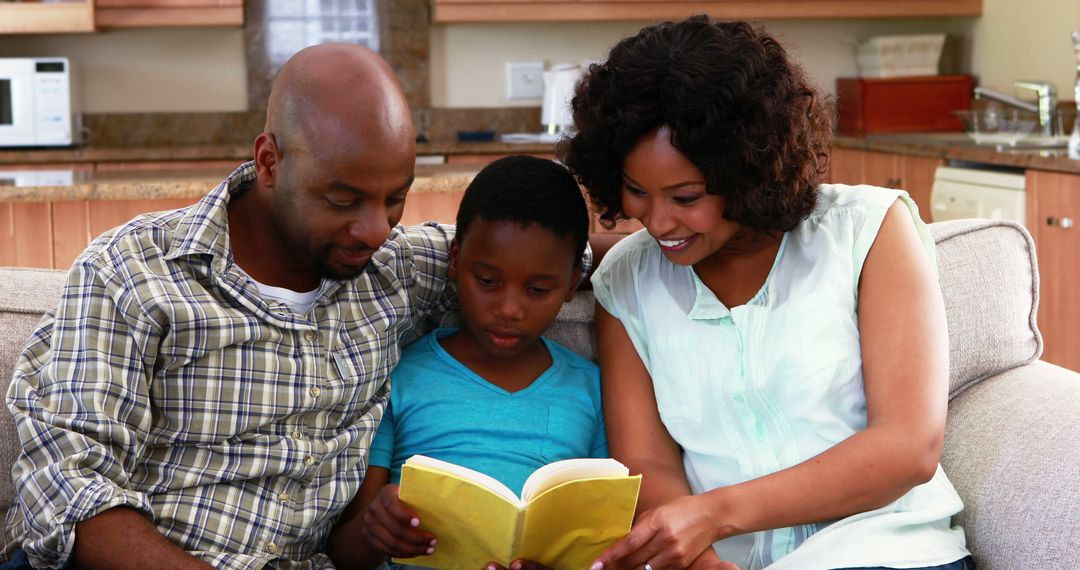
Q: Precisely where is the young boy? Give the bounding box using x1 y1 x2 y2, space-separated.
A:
330 155 606 568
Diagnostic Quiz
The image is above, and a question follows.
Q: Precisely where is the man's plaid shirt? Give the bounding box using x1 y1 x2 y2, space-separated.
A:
5 162 458 569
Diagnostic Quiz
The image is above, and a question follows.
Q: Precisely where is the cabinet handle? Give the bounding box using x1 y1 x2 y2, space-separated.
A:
1047 216 1075 229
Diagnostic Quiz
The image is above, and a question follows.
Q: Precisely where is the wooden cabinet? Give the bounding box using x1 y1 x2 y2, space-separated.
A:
0 0 242 33
1025 169 1080 371
0 1 95 33
432 0 981 22
95 0 244 28
827 148 941 222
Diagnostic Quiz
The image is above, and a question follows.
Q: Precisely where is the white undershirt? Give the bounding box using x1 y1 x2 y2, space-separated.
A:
251 278 320 316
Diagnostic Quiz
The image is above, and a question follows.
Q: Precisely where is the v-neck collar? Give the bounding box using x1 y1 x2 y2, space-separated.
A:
429 328 557 397
687 232 789 320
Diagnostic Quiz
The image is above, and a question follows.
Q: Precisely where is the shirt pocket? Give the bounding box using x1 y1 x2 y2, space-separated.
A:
540 405 599 463
647 333 705 424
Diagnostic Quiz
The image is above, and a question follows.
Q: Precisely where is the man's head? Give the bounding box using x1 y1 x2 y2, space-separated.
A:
253 43 416 281
448 155 589 360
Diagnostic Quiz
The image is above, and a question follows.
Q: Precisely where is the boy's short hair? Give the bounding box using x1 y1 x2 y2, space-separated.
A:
455 155 590 264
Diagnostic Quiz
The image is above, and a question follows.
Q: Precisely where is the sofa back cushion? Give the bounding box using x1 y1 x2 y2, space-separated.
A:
0 268 68 523
929 219 1042 398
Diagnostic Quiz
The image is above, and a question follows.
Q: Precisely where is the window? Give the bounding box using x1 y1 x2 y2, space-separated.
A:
264 0 380 71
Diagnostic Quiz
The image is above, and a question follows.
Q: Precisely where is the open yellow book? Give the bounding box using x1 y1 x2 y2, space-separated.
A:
396 454 642 570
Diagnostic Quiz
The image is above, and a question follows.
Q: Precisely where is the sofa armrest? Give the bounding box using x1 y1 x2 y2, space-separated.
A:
942 360 1080 569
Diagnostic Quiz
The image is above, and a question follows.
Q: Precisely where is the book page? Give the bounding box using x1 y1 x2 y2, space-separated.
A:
516 475 642 569
407 454 521 504
520 457 629 502
397 460 523 570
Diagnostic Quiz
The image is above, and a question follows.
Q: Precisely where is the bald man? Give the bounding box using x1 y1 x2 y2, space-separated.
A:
3 44 463 570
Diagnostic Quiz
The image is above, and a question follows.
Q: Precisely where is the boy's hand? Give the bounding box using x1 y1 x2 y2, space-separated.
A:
485 559 554 570
362 484 438 558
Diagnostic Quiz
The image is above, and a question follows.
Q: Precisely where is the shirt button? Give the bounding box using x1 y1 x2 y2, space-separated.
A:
305 331 317 342
278 492 290 503
292 430 304 440
309 386 321 398
304 456 315 466
266 542 278 554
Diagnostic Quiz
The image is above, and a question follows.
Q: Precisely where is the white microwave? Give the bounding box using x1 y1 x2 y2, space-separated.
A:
0 57 73 148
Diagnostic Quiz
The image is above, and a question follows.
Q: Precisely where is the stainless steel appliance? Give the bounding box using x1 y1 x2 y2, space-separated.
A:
0 57 73 147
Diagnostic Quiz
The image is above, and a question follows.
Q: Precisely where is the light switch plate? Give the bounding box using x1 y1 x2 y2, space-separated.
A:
506 61 544 100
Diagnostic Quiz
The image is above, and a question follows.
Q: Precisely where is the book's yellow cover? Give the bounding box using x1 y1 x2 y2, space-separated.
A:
396 458 641 570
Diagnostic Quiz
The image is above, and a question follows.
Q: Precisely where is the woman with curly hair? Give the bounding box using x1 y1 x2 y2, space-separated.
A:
562 17 973 570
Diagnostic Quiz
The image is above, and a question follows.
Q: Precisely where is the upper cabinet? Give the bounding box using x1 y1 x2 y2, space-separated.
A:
432 0 982 23
0 1 95 34
95 0 244 29
0 0 242 33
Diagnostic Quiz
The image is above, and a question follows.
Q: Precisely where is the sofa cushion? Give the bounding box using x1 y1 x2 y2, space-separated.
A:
942 360 1080 569
930 220 1042 398
0 267 67 523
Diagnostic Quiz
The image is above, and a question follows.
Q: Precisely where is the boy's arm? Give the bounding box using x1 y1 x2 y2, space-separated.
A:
328 467 438 568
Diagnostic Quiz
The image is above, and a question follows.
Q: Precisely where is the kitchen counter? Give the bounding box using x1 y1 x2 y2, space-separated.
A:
834 133 1080 174
0 140 557 166
0 163 482 202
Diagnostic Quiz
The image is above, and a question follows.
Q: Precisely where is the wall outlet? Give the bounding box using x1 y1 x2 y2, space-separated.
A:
506 61 544 100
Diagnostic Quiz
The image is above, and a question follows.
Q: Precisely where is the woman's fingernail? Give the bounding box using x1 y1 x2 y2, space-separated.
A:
486 565 497 570
590 563 604 570
427 547 435 555
512 562 522 570
429 538 438 546
410 517 420 527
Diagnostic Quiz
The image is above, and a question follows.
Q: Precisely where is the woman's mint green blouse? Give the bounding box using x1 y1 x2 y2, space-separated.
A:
591 184 969 570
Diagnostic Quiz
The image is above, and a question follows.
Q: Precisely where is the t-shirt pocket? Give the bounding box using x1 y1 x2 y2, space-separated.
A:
647 333 705 424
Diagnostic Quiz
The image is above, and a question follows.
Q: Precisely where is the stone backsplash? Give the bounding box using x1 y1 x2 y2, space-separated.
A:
78 106 542 148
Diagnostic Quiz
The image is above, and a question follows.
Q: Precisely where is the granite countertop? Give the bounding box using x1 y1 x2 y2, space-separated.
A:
0 140 557 166
4 134 1080 203
834 134 1080 174
0 163 483 202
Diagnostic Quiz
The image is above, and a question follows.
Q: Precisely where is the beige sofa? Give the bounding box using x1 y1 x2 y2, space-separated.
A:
1 218 1078 569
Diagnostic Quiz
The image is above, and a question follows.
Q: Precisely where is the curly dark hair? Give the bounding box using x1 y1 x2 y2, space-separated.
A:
560 16 831 233
455 154 590 265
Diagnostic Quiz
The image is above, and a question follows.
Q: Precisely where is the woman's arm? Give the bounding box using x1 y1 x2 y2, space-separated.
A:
596 304 691 512
596 201 950 570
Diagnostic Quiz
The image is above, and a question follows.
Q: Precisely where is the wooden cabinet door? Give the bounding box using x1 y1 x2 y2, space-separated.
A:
0 1 94 33
899 154 943 223
94 0 243 28
827 148 865 186
0 202 53 269
1025 170 1080 371
825 149 940 223
433 1 981 22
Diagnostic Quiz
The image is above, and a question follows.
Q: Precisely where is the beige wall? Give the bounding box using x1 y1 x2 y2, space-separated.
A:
952 0 1080 100
1 0 1076 115
0 28 247 113
431 2 1080 109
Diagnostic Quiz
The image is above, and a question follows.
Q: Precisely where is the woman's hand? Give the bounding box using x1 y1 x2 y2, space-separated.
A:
361 484 437 558
592 495 738 570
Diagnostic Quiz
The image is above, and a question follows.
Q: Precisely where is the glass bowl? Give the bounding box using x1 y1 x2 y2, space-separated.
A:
953 109 1039 147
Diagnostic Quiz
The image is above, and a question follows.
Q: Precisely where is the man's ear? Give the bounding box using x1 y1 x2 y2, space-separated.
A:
253 132 280 187
565 263 583 302
448 238 460 280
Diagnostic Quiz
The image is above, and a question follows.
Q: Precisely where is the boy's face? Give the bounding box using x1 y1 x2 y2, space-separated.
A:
449 218 581 362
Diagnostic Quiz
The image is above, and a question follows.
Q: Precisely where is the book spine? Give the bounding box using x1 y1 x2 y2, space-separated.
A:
509 506 526 559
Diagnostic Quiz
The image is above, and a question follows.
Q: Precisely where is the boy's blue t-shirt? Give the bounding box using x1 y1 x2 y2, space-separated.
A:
369 328 608 496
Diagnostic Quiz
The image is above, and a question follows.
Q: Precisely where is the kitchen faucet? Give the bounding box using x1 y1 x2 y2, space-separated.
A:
974 81 1059 137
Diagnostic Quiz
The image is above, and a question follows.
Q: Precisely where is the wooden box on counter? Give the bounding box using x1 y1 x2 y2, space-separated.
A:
836 75 973 135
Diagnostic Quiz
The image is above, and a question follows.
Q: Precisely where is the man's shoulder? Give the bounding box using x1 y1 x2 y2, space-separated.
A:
76 207 191 274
